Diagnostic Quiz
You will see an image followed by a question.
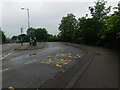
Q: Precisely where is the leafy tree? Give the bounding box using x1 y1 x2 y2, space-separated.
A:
75 17 103 44
89 0 111 21
11 36 18 40
18 34 29 42
27 27 48 41
100 2 120 48
47 34 54 41
74 17 87 43
12 27 58 42
11 35 21 43
47 34 59 42
58 13 77 42
87 0 111 45
27 27 36 36
5 38 11 43
0 30 6 43
57 0 119 50
35 28 48 41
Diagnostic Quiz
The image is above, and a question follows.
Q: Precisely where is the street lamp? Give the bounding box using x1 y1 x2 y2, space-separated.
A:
21 7 36 46
21 7 30 29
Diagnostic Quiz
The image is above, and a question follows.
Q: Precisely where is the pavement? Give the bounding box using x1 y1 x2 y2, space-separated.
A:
1 42 119 88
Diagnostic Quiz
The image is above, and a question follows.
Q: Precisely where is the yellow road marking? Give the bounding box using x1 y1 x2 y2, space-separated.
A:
8 86 15 90
62 61 69 64
25 60 37 64
62 70 65 73
74 56 81 58
0 68 10 72
56 64 62 67
67 55 73 58
45 56 51 58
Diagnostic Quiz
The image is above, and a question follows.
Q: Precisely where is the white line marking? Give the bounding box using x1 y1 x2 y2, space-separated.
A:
0 52 13 60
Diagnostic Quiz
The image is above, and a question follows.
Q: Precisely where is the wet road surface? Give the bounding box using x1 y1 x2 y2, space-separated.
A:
2 42 83 88
41 43 118 88
2 43 20 55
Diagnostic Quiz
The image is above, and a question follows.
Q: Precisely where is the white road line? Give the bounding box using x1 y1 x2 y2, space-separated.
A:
0 52 13 60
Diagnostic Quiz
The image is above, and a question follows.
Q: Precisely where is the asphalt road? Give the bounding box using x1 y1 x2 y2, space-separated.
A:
2 42 83 88
1 42 119 88
2 43 20 55
41 43 119 88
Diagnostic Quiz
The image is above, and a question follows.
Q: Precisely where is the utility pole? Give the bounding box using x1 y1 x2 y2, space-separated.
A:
27 9 30 29
21 7 32 46
20 27 23 46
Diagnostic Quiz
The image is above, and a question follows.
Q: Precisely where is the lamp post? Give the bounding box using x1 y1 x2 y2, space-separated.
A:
21 8 36 46
20 27 23 46
21 7 30 29
21 7 31 46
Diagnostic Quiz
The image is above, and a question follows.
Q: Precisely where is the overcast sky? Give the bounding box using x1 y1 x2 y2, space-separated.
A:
0 0 119 38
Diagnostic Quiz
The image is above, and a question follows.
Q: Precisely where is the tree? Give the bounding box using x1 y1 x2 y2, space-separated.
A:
0 30 6 43
11 36 18 40
5 38 11 43
57 0 119 50
58 13 77 42
74 17 87 43
87 0 112 45
75 17 103 44
27 27 36 36
89 0 111 21
100 2 120 48
27 27 48 41
47 34 59 42
35 28 48 41
19 34 29 42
